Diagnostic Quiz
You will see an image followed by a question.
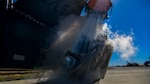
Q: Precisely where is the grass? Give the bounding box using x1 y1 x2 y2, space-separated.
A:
0 68 44 82
0 74 31 81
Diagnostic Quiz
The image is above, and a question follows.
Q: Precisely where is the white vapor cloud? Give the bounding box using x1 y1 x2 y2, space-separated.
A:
110 33 137 60
98 23 138 60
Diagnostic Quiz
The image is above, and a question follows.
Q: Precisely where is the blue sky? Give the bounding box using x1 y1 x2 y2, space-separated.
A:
108 0 150 66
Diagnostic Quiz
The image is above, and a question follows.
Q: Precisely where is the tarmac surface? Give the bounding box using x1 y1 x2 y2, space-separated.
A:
0 67 150 84
100 67 150 84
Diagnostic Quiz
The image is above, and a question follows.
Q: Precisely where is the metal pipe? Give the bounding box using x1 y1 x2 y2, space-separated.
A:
6 0 9 10
11 0 13 9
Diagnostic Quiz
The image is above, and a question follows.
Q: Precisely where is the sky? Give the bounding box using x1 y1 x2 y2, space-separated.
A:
108 0 150 66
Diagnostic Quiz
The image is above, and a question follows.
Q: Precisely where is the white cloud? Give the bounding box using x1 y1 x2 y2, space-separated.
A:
110 33 137 60
98 23 138 60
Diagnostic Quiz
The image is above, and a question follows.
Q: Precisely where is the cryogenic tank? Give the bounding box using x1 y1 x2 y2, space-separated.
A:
88 0 112 12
